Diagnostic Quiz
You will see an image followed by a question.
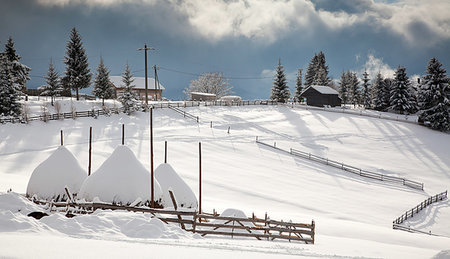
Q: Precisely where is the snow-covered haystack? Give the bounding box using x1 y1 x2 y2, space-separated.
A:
78 145 163 206
26 146 87 201
155 163 198 209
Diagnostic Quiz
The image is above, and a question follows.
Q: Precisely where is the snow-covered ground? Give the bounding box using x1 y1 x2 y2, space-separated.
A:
1 103 449 258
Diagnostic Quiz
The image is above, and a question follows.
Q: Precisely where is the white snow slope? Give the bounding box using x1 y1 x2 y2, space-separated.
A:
1 104 449 258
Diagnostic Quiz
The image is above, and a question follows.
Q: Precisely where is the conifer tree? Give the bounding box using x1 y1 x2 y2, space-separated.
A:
361 70 371 108
294 68 303 102
93 57 114 106
3 37 31 93
270 59 290 103
418 58 449 131
0 53 21 117
339 71 348 105
118 63 140 115
390 66 414 114
40 59 62 106
372 72 385 110
349 72 360 106
305 51 330 87
62 28 92 100
381 78 393 111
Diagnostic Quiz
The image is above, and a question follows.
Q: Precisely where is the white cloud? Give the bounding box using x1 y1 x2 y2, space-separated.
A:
35 0 450 46
360 54 395 79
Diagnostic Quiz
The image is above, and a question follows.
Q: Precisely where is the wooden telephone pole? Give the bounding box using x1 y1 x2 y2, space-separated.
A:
138 44 155 105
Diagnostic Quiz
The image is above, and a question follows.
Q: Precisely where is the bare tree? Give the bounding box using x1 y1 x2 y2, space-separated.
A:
184 72 232 99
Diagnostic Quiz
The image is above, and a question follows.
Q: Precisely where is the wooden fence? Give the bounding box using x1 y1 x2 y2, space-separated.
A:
0 108 122 124
393 190 447 225
168 105 199 122
31 199 315 244
1 100 278 124
256 139 424 190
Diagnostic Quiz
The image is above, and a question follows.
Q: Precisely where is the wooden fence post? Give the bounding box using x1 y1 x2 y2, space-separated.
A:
150 108 154 208
164 140 167 164
122 124 125 145
60 130 63 146
88 126 92 176
199 142 202 214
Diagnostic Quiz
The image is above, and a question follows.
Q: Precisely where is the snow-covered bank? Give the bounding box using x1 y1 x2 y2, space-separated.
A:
1 105 449 258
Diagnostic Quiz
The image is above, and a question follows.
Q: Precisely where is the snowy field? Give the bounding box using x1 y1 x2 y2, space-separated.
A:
1 102 449 258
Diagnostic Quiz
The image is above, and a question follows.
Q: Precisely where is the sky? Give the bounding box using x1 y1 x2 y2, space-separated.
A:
1 0 449 100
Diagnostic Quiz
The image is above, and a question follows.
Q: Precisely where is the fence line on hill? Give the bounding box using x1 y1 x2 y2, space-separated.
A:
168 105 199 122
285 103 419 125
393 190 447 225
30 199 315 244
0 100 279 124
256 139 424 190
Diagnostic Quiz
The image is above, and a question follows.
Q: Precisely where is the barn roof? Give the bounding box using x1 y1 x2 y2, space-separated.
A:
110 76 165 90
304 85 339 95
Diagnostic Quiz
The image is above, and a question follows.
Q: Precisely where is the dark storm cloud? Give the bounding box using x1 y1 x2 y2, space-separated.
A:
1 0 449 100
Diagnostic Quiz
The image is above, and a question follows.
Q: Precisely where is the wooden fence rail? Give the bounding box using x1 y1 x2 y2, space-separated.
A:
1 100 279 124
168 105 199 122
31 199 314 244
256 139 424 190
393 190 447 225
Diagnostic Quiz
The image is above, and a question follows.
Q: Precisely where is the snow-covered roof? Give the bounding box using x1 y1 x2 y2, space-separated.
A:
307 85 339 95
219 96 242 101
79 145 163 205
190 92 216 97
110 76 165 90
26 146 87 201
155 163 198 209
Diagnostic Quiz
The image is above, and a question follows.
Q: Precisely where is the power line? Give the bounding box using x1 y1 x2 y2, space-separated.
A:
158 66 272 80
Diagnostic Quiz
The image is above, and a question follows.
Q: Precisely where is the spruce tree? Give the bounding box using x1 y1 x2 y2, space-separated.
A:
118 63 140 115
305 54 318 87
361 70 371 108
381 78 393 111
349 72 360 106
4 37 31 93
270 59 290 103
93 57 114 106
390 66 414 114
418 58 450 131
294 68 303 102
0 53 22 117
305 51 330 87
339 71 348 105
372 72 385 110
62 28 92 100
40 59 62 106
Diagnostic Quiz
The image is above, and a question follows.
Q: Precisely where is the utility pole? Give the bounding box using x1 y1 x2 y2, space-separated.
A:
153 65 160 100
138 44 155 105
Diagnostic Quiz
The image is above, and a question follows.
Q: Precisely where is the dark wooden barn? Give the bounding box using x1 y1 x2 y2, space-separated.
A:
300 85 341 107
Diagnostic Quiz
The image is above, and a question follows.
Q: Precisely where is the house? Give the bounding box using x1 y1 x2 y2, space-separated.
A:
190 92 216 101
110 76 165 101
300 85 341 107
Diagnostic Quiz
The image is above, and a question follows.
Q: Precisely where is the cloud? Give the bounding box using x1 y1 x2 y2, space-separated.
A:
360 54 395 79
34 0 450 46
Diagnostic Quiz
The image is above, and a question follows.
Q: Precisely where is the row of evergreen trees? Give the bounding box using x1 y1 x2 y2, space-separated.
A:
0 28 142 117
270 51 449 131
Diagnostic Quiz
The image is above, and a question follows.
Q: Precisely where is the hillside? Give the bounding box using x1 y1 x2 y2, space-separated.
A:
0 104 449 258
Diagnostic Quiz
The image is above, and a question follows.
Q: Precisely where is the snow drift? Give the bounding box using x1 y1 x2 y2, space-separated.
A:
26 146 87 201
155 163 198 209
78 145 163 206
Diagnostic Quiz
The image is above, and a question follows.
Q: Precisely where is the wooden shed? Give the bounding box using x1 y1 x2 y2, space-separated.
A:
300 85 341 107
110 76 165 101
190 92 216 101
